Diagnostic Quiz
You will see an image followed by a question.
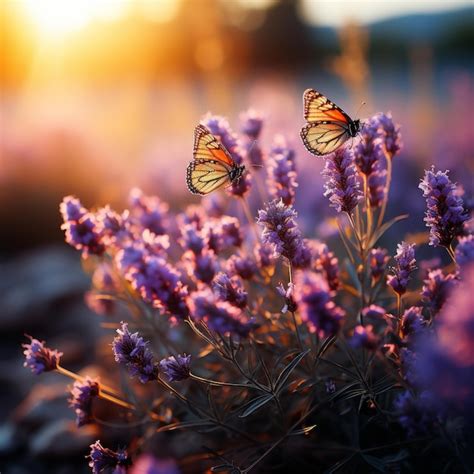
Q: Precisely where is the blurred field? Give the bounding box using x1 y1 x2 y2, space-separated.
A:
1 0 473 257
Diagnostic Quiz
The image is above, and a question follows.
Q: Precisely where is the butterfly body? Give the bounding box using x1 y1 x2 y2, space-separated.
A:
186 124 245 195
300 89 360 156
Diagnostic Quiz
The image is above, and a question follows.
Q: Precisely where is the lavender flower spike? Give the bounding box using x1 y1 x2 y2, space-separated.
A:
268 141 298 206
23 336 62 375
377 112 402 158
89 441 131 474
419 166 469 247
387 242 416 296
322 147 362 214
257 199 310 268
212 272 248 309
60 196 105 257
421 269 457 315
159 354 191 382
112 322 159 383
369 247 389 281
69 377 100 427
294 271 345 338
455 234 474 267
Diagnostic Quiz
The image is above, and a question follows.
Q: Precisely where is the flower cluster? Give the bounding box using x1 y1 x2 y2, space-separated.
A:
387 242 417 296
421 268 456 315
89 441 131 474
60 196 105 257
159 354 191 382
23 108 474 473
23 336 62 375
419 166 468 247
294 271 345 337
353 115 387 208
69 377 100 427
257 199 310 268
267 136 298 205
322 147 362 214
112 322 159 383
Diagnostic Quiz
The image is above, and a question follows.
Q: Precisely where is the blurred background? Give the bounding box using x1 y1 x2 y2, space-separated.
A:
0 0 473 471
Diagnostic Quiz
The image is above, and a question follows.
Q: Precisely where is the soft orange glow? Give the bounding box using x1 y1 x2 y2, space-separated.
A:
20 0 128 38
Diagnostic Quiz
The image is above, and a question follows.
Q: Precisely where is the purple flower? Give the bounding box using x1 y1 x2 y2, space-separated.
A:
400 306 424 341
88 441 131 474
60 195 87 222
180 204 206 228
240 108 263 140
350 325 379 351
159 354 191 382
361 304 386 320
179 224 205 255
221 216 243 250
204 216 242 253
369 248 389 281
130 455 180 474
23 336 62 375
267 141 298 206
128 256 189 320
60 196 104 257
254 243 276 271
413 265 474 415
227 254 257 280
276 282 297 313
387 242 417 296
69 377 100 427
394 391 438 437
212 273 248 309
322 147 362 214
367 164 387 208
419 166 469 247
240 109 265 168
312 243 340 291
455 234 474 267
354 116 385 176
377 112 402 158
421 269 457 315
183 249 217 284
293 271 345 337
112 322 159 383
257 199 310 268
96 206 130 247
129 188 168 235
190 290 255 337
203 194 225 219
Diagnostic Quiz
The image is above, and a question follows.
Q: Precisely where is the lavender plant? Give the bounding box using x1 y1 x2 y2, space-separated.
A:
23 110 473 473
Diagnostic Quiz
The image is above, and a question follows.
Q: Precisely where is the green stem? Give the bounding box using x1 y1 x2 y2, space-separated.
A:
189 372 259 390
377 153 393 228
288 262 304 351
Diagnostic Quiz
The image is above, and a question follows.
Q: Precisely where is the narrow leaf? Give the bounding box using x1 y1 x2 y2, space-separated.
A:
239 394 274 418
368 214 408 248
289 424 317 436
274 349 311 394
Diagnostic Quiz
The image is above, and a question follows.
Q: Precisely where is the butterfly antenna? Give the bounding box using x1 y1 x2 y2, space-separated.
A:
355 101 366 118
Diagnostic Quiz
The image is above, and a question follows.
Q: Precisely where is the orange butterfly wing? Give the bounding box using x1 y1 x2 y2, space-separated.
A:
186 125 236 195
301 89 353 156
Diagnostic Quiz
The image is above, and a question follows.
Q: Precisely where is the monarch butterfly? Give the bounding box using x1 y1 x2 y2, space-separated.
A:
186 124 245 195
300 89 360 156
